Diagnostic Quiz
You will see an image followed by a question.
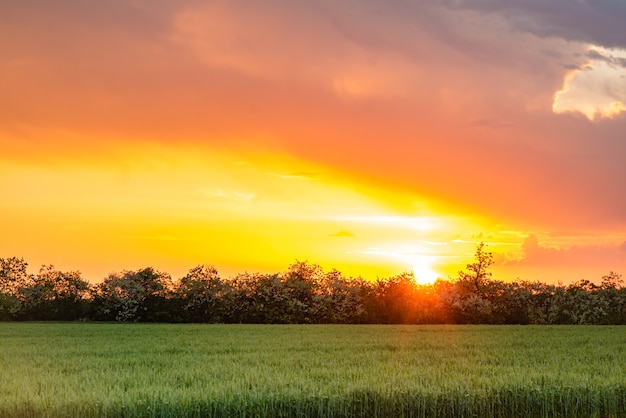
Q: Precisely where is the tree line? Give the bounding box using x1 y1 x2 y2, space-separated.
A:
1 244 625 324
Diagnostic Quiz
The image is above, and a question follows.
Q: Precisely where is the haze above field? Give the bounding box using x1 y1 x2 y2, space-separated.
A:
2 1 626 283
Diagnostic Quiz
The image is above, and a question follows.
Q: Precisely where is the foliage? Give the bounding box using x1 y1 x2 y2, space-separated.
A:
0 257 33 320
19 265 90 320
174 264 228 323
90 267 173 322
1 246 626 324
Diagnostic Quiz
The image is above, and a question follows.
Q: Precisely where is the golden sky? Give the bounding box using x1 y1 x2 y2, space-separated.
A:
2 1 626 283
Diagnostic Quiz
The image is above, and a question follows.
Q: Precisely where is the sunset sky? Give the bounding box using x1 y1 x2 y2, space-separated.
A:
2 0 626 284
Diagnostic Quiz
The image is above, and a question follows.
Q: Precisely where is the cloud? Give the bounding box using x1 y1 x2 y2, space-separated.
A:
2 0 626 234
502 234 626 282
272 172 321 181
553 46 626 120
171 0 424 99
198 188 255 203
586 49 626 68
442 0 626 49
330 230 356 237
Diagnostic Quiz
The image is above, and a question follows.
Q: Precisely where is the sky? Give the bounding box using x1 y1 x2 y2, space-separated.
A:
2 0 626 284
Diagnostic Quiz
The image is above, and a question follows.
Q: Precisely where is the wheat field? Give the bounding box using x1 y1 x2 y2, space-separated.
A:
0 323 625 417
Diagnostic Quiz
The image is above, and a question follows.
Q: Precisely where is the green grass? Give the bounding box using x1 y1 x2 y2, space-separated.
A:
0 323 625 417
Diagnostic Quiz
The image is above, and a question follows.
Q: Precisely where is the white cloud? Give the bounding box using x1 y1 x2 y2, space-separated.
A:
198 187 256 202
553 46 626 120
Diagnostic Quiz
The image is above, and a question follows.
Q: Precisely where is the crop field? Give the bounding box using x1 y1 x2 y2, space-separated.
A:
0 324 625 417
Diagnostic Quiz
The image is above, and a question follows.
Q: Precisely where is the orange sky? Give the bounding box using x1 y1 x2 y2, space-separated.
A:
2 1 626 284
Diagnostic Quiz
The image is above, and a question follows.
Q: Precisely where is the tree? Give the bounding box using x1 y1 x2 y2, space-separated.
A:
446 243 496 323
242 262 329 323
365 273 422 324
248 273 290 323
0 257 34 320
561 280 608 324
175 265 227 323
281 261 325 323
458 242 493 295
223 272 257 323
318 270 369 324
19 265 90 320
599 272 626 324
91 267 173 322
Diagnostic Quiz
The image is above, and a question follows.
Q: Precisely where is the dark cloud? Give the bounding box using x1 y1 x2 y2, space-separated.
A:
586 49 626 68
442 0 626 48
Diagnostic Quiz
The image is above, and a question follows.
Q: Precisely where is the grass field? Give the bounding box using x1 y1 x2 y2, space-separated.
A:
0 323 625 417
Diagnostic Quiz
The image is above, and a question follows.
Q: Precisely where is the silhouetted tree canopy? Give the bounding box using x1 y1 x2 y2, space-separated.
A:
1 244 625 324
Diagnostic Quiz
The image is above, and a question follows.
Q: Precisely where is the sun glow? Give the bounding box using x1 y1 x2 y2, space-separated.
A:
0 141 489 281
412 257 440 285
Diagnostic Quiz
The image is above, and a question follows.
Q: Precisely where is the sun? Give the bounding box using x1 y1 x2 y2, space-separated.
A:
411 259 440 285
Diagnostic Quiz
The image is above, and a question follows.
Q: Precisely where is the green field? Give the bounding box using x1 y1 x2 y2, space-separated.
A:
0 324 625 417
